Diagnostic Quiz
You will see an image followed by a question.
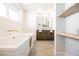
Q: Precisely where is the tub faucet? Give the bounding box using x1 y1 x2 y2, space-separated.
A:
7 30 18 32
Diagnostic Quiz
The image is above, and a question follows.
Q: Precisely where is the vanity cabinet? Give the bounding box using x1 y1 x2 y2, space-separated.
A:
37 30 54 40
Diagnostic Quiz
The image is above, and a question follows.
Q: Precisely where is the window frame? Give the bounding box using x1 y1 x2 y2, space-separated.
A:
0 3 21 23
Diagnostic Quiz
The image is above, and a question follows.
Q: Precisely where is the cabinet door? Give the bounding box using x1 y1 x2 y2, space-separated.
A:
42 30 46 40
42 30 48 40
37 30 42 40
38 32 42 40
50 32 54 40
46 30 50 40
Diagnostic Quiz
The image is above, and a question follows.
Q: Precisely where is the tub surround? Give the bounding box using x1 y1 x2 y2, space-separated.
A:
0 16 21 38
0 33 35 56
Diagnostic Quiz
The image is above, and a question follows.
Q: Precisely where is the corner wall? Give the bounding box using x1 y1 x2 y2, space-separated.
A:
56 3 65 56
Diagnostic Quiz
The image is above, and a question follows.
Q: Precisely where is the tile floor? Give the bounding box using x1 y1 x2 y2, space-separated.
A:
29 40 54 56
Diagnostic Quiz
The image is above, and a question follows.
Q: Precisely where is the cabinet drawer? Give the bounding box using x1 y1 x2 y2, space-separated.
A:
37 30 54 40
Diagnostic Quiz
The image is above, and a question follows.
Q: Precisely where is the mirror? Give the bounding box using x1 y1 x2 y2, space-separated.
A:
36 12 52 30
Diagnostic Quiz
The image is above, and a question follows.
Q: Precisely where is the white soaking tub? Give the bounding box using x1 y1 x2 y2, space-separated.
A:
0 33 34 56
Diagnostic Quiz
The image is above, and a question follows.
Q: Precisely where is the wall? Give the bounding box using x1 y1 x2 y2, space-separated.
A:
65 3 76 10
25 10 36 33
65 11 79 55
21 10 36 40
52 4 56 31
21 10 26 33
56 3 65 56
65 12 79 34
0 16 21 37
0 3 23 37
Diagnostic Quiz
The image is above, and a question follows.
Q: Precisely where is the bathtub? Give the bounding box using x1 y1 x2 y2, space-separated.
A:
0 33 35 56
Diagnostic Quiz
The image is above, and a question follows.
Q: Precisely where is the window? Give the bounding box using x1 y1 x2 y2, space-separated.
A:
8 7 20 23
0 3 21 23
0 3 6 17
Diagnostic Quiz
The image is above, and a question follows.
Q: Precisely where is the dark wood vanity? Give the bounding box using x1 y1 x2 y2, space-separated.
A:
36 30 54 40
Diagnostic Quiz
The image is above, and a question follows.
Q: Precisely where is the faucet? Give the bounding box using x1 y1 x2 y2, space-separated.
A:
7 29 18 32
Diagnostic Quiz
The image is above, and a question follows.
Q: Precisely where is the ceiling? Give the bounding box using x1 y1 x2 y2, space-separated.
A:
17 3 54 11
